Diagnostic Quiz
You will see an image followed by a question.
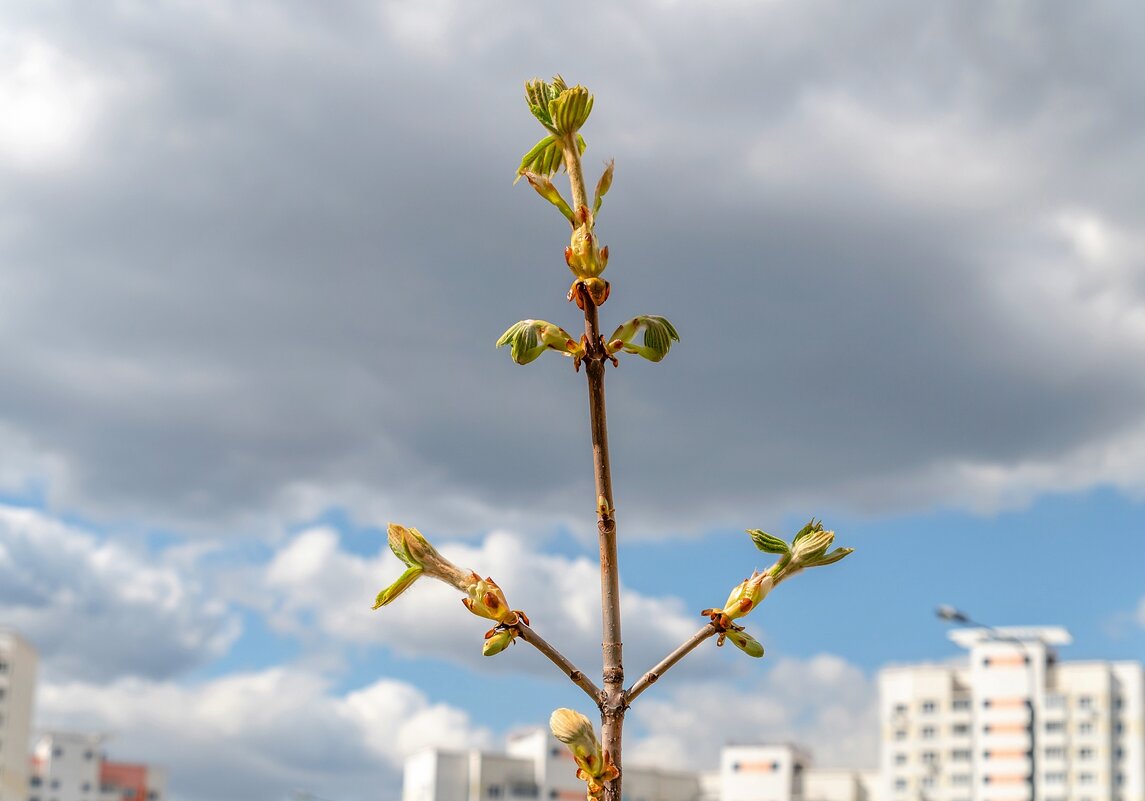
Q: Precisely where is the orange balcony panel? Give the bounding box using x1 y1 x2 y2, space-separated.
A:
986 698 1028 709
985 775 1028 785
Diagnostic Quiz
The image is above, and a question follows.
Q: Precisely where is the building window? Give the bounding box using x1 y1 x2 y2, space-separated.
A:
1046 721 1064 732
1079 773 1095 785
1115 696 1124 710
952 750 971 761
952 696 971 711
82 783 91 792
1045 747 1064 759
1045 694 1065 708
922 752 937 764
488 786 503 798
1079 696 1094 710
52 746 63 757
952 723 970 736
895 730 907 741
952 775 970 786
894 703 907 714
1079 722 1093 735
922 777 935 789
30 777 42 787
922 701 937 714
84 750 94 760
0 661 8 673
1046 773 1065 784
894 754 907 765
50 780 60 789
1079 748 1094 760
922 727 936 739
894 779 907 791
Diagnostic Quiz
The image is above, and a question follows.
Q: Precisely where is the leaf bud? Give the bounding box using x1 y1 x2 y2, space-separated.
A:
719 569 774 620
482 627 517 657
462 573 519 625
726 628 765 658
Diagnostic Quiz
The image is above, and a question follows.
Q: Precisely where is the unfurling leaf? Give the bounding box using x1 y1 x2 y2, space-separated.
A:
496 320 583 365
516 135 563 182
792 518 823 543
523 172 575 223
606 315 680 362
548 85 593 136
372 566 423 608
747 529 790 554
593 160 614 215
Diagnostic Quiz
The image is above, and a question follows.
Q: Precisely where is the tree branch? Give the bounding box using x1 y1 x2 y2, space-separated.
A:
516 621 603 704
564 130 625 801
625 624 718 704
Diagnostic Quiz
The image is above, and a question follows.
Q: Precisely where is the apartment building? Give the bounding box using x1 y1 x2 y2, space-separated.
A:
0 631 37 801
879 626 1144 801
28 732 166 801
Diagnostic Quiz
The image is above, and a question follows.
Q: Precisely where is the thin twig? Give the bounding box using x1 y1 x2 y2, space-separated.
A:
625 624 718 704
516 621 603 704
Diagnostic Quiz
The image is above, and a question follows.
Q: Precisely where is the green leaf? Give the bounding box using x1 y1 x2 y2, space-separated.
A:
496 320 580 365
792 518 822 543
373 566 423 609
636 316 680 362
548 86 593 135
516 135 563 182
593 160 614 215
747 529 790 554
806 547 853 567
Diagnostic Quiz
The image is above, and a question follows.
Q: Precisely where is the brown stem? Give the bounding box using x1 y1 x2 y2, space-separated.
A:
516 622 604 704
564 134 624 801
625 624 719 703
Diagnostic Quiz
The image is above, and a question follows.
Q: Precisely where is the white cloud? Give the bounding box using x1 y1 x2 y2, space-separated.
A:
256 526 714 680
0 504 240 681
627 654 878 772
37 668 491 801
0 35 111 169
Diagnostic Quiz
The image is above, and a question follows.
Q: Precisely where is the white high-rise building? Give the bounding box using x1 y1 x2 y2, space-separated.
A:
0 630 37 801
879 626 1144 801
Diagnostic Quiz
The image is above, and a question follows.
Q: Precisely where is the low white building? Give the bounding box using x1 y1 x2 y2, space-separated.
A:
28 732 167 801
0 631 37 801
403 733 874 801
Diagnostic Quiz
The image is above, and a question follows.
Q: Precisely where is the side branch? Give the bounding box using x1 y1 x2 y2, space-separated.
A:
517 621 604 704
625 624 718 704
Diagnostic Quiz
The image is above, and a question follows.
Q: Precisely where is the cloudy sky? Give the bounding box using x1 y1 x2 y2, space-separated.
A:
2 1 1144 799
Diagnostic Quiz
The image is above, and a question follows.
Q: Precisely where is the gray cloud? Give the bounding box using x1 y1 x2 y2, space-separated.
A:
1 0 1143 539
